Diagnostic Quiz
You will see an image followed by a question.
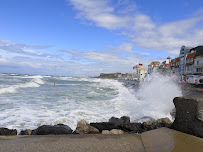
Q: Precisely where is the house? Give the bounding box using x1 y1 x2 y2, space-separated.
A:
174 57 180 75
137 68 147 81
148 61 160 74
179 46 193 75
170 59 175 75
185 52 196 75
191 46 203 75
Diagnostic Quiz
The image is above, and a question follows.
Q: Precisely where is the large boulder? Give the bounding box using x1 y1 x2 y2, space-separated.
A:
90 122 119 132
142 118 172 132
109 116 130 125
31 124 73 135
110 129 125 134
0 128 17 136
119 123 142 133
19 129 32 135
76 120 99 134
172 96 203 138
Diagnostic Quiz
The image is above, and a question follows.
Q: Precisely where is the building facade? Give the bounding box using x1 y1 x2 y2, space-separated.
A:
147 45 203 84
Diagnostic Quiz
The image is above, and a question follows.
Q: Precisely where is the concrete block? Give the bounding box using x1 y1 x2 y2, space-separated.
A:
172 96 203 138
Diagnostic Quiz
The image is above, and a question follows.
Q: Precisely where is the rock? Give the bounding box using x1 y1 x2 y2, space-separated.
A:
134 116 155 123
19 129 32 135
90 122 119 132
172 96 203 138
102 129 125 134
110 129 125 134
142 118 172 132
109 116 130 125
156 118 172 126
31 124 73 135
102 130 111 134
119 123 142 133
0 128 17 136
76 120 99 134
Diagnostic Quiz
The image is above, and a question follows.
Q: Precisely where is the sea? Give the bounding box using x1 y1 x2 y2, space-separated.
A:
0 73 182 133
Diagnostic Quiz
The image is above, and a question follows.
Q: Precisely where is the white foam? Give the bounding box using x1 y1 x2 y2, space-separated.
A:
131 73 182 120
0 78 44 94
0 74 182 133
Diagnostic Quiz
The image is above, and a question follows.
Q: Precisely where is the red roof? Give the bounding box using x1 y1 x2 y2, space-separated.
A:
175 58 180 62
186 52 196 59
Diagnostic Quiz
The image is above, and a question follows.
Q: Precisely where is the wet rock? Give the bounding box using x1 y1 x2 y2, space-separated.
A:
119 123 142 133
134 116 155 123
31 124 73 135
76 120 99 134
0 128 17 136
142 118 172 131
19 129 32 135
90 122 119 132
109 116 130 125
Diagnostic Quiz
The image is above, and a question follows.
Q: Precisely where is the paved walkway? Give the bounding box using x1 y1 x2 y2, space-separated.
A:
0 128 202 152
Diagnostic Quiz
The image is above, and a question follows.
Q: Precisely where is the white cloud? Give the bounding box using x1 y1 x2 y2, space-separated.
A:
69 0 131 29
68 0 203 55
0 39 53 58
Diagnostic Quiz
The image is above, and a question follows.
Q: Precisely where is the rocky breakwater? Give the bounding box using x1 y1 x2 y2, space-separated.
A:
90 116 172 134
0 116 172 136
172 96 203 138
0 128 17 136
20 124 73 135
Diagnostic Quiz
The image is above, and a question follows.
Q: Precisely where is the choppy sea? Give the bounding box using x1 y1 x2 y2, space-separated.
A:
0 73 182 132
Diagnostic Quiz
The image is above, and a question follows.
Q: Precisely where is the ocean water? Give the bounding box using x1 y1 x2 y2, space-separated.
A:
0 73 182 133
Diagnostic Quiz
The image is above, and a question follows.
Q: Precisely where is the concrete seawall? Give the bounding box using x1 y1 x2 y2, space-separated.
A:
172 96 203 138
0 128 202 152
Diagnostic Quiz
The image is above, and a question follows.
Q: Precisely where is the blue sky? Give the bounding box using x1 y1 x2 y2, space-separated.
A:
0 0 203 76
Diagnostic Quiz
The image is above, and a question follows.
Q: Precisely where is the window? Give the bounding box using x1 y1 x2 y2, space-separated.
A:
186 66 189 71
197 68 202 72
197 61 199 65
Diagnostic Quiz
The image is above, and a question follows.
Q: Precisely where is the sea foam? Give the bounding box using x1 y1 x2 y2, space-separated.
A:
0 78 44 94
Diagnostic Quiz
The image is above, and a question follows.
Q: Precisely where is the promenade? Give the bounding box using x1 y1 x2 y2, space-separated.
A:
0 128 202 152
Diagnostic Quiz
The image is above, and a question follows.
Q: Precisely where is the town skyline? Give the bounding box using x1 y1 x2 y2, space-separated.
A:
0 0 203 76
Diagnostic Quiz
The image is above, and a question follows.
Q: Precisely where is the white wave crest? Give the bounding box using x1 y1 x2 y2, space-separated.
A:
0 78 44 94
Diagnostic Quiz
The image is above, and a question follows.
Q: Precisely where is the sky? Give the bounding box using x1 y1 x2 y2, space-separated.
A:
0 0 203 76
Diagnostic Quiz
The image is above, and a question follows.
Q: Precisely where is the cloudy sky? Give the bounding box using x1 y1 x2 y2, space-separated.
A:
0 0 203 76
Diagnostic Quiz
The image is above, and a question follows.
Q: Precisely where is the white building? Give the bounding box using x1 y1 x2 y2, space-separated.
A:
137 68 147 81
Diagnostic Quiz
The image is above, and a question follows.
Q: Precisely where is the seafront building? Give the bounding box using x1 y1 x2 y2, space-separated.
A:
148 45 203 84
133 68 147 81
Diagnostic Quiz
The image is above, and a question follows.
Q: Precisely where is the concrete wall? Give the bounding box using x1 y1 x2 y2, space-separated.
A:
172 96 203 138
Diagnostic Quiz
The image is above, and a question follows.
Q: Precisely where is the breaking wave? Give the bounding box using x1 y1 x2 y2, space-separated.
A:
0 78 44 94
0 73 182 132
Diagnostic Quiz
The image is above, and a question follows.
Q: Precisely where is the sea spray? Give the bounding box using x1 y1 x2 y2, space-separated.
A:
131 73 182 121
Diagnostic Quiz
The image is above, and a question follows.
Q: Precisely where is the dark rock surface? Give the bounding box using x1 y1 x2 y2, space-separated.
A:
91 116 172 133
31 124 73 135
19 129 32 135
90 122 119 132
172 96 203 138
0 128 17 136
119 123 142 133
109 116 130 126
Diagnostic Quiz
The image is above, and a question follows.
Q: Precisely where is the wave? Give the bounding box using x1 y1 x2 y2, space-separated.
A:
0 78 45 94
